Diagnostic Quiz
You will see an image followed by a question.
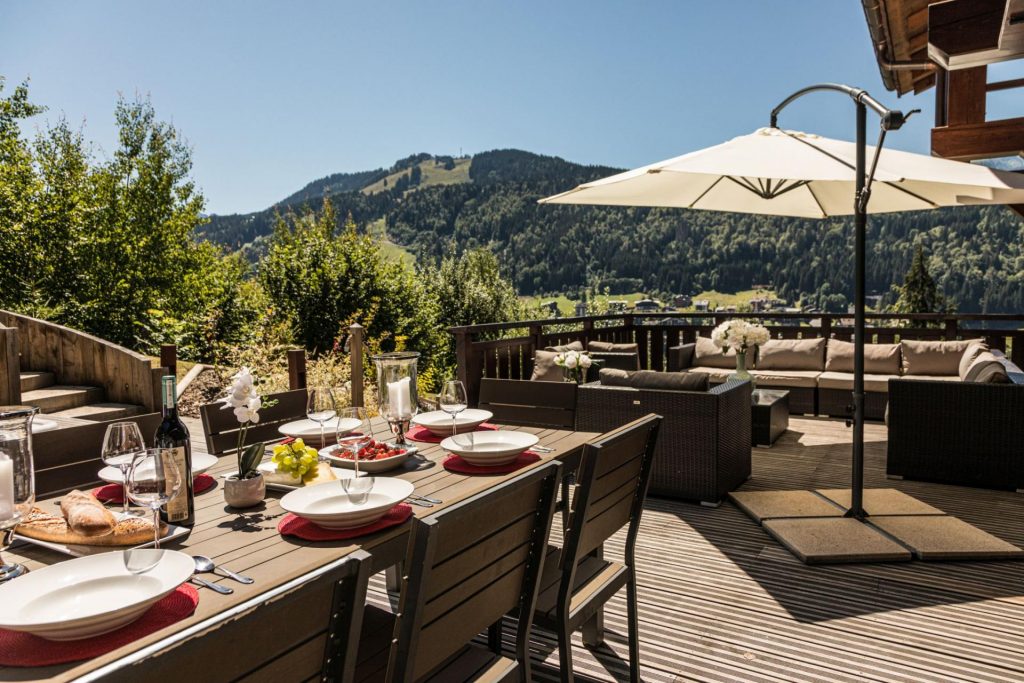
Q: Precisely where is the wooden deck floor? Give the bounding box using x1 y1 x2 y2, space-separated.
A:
374 417 1024 682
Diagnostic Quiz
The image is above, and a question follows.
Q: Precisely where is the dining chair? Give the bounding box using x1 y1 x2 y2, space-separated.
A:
96 550 372 683
361 461 562 682
532 414 662 683
199 388 307 455
477 378 577 429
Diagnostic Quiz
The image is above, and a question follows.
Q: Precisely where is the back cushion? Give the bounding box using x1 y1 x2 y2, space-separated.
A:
545 341 584 353
825 339 901 375
599 368 709 392
962 351 1010 384
588 340 639 353
901 339 983 376
530 350 564 381
756 338 826 371
694 335 753 369
958 342 990 379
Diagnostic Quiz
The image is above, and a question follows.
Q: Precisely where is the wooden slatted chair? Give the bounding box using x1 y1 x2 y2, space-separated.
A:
199 388 307 455
95 551 372 683
532 414 662 683
361 461 562 682
478 378 577 429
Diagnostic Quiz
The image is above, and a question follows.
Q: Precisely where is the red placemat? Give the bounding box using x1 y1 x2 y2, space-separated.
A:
405 423 499 444
278 504 413 541
0 583 199 667
93 474 217 504
443 451 542 475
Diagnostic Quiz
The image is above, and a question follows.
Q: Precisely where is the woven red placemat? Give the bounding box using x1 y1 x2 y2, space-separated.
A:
93 473 217 504
442 451 542 475
278 503 413 541
404 423 499 444
0 583 199 667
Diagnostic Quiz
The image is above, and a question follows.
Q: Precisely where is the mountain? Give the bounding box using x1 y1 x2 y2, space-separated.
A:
203 150 1024 314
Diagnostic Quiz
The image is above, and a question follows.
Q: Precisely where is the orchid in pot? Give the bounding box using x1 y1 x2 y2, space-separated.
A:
554 349 593 384
221 367 274 508
710 319 770 386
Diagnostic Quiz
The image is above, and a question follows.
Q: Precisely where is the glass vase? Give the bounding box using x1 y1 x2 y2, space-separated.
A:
728 351 755 388
372 352 420 445
0 406 37 582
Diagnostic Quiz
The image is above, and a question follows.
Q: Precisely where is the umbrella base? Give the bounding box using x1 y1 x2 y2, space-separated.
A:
730 488 1024 564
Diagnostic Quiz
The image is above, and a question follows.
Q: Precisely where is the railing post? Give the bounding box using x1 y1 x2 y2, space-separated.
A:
453 328 483 406
944 317 958 340
348 323 364 408
287 349 307 391
0 327 21 405
159 344 177 379
582 317 594 346
820 315 832 340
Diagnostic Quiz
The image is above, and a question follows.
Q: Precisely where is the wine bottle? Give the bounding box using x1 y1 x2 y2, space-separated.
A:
156 374 194 527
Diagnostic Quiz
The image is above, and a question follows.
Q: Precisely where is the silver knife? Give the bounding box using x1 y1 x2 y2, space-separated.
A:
191 576 233 594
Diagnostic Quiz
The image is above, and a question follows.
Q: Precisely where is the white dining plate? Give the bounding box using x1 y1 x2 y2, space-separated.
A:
411 409 493 436
98 452 219 484
441 431 539 467
0 549 194 641
278 417 361 441
280 477 414 529
31 417 58 434
319 443 416 473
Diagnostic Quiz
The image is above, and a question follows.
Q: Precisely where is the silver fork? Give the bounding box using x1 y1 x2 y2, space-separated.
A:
409 493 441 504
405 497 433 508
533 445 555 453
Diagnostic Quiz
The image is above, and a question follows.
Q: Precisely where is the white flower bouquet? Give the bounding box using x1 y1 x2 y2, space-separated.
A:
220 367 275 479
554 349 593 384
709 319 770 383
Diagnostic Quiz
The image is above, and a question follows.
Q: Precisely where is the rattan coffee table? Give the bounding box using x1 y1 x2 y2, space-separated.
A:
752 388 789 446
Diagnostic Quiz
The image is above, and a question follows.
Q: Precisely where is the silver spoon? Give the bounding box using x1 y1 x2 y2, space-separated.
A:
193 555 254 585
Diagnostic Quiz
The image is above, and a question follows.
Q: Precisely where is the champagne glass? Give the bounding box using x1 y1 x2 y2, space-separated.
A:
439 380 468 437
336 407 371 479
102 421 146 516
306 387 337 448
127 448 183 550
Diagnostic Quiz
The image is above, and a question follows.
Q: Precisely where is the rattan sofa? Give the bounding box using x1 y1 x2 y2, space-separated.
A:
576 378 751 505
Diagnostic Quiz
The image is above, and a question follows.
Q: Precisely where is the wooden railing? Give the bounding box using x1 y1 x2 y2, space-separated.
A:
0 310 166 412
0 322 19 405
450 312 1024 405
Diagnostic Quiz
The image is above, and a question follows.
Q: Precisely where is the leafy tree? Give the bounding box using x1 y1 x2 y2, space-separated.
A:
890 244 949 316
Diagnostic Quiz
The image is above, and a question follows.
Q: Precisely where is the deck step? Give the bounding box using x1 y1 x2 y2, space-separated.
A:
21 385 104 413
19 371 55 393
49 403 145 421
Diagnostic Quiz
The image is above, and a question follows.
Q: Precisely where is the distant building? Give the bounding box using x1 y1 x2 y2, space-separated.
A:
607 300 628 312
540 301 560 317
673 294 692 308
634 299 661 312
573 302 588 317
694 299 710 312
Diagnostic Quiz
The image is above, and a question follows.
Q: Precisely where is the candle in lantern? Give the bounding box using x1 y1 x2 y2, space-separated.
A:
0 459 15 522
387 377 412 419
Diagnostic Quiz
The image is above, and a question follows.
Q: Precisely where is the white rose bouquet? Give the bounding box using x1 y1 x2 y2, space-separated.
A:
554 349 593 384
221 367 276 479
710 320 770 383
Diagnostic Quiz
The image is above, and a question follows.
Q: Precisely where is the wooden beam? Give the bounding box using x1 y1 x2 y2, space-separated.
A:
929 0 1006 60
946 66 988 125
987 77 1024 92
935 67 948 127
931 116 1024 160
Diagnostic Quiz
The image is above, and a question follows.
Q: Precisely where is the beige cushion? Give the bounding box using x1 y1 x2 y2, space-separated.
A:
958 342 990 379
686 366 735 384
530 350 564 382
817 371 896 394
545 341 583 353
900 339 982 376
755 338 826 371
962 351 1010 383
824 339 901 375
588 340 639 353
694 335 753 369
599 368 708 392
749 369 821 389
897 374 962 382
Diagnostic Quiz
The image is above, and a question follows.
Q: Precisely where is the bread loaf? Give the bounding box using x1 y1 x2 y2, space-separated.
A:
18 506 167 546
60 490 117 537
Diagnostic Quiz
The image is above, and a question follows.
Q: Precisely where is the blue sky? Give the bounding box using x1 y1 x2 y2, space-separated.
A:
3 1 1020 214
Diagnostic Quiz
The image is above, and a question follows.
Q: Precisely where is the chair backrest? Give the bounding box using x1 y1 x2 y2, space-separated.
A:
200 388 307 454
563 414 661 575
478 378 577 429
388 462 562 682
31 413 162 497
96 551 371 683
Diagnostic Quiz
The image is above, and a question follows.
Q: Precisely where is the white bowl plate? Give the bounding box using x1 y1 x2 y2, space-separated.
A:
280 477 414 529
440 431 539 467
98 452 219 484
411 409 493 436
0 549 194 640
318 444 415 473
278 417 361 442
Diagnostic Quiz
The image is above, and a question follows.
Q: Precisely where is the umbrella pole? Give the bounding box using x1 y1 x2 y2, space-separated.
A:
850 101 867 520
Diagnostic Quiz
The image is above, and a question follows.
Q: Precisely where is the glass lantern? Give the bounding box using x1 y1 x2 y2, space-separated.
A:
0 406 37 582
372 352 420 445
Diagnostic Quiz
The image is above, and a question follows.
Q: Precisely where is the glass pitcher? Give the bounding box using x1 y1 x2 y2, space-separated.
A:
0 406 37 582
372 352 420 445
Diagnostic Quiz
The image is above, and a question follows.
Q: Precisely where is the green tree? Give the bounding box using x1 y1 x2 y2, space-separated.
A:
890 244 949 316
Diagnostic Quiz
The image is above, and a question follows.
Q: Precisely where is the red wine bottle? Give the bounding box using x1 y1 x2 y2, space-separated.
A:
156 375 194 527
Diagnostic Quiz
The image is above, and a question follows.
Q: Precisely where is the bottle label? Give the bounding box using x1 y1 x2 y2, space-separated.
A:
162 376 176 410
163 446 190 522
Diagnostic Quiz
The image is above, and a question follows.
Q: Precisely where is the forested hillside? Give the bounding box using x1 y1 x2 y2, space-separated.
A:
205 150 1024 313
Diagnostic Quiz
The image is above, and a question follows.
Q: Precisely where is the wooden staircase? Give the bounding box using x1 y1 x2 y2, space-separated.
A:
19 370 145 421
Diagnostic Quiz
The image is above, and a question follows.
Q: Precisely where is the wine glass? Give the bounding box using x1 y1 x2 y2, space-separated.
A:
123 548 164 575
336 407 371 479
439 380 468 437
102 422 146 516
306 387 337 448
127 448 183 550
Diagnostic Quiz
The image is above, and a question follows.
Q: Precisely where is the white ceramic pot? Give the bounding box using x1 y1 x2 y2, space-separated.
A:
224 473 266 508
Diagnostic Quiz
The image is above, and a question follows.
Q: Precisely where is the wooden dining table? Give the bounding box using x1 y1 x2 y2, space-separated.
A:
1 417 598 682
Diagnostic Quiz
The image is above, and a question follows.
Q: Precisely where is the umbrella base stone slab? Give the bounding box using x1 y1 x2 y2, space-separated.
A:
763 517 912 564
815 488 945 516
869 515 1024 561
728 490 844 523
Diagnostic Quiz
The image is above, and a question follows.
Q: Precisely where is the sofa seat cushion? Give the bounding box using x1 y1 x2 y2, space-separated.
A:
818 371 897 394
749 369 820 389
896 374 961 382
599 368 709 392
825 339 901 375
588 340 639 353
685 366 736 384
755 338 826 371
694 335 753 369
900 339 983 376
